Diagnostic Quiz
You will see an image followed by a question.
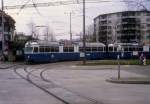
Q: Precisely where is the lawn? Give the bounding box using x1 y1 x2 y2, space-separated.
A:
79 59 150 65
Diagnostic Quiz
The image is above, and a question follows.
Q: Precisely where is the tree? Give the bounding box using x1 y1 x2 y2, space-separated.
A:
42 25 56 41
27 20 37 39
85 24 95 42
123 0 150 11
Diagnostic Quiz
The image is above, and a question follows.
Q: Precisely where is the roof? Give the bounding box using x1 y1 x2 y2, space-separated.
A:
25 40 59 47
78 42 105 47
108 43 139 47
94 10 150 20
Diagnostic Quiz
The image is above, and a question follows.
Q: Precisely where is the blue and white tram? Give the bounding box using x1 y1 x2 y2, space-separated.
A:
24 41 60 63
24 41 150 63
108 43 150 59
78 42 106 60
24 41 106 63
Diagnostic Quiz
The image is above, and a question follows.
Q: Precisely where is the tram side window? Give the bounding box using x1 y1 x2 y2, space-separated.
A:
79 47 83 52
45 47 50 52
63 47 68 52
104 47 106 51
55 47 59 52
51 47 54 52
51 47 59 52
39 47 44 52
108 47 113 52
98 47 103 51
129 47 133 51
34 47 38 52
92 47 98 52
63 47 73 52
114 47 117 52
68 47 74 52
138 47 143 51
124 47 128 52
133 47 137 51
86 47 91 52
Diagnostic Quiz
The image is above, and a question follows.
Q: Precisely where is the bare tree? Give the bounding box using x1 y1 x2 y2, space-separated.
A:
43 25 56 41
123 0 150 11
27 20 37 39
85 24 94 42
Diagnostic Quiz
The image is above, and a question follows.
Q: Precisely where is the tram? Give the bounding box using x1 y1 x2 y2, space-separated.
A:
24 40 150 63
24 40 106 63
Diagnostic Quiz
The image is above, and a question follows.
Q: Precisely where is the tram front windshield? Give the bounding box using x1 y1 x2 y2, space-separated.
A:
24 47 33 53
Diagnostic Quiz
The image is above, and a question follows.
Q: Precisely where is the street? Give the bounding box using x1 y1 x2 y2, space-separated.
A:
0 62 150 104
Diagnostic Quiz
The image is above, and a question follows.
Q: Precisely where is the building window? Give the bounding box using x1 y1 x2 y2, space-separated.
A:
136 12 141 16
101 15 107 19
146 18 150 22
147 30 150 33
146 13 150 16
101 21 107 24
107 15 111 18
107 26 111 29
108 20 112 24
147 24 150 27
108 30 112 34
122 12 135 17
117 13 121 17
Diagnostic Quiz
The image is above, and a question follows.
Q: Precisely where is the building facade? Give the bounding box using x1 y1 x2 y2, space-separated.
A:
94 11 150 45
0 11 15 60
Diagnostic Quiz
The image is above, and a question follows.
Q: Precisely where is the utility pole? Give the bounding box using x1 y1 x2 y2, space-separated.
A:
82 0 86 65
1 0 5 60
65 12 73 43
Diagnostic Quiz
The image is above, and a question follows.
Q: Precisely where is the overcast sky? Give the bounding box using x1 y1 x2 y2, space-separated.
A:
1 0 150 40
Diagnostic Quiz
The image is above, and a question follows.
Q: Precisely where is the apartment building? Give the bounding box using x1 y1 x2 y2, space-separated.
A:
94 11 150 45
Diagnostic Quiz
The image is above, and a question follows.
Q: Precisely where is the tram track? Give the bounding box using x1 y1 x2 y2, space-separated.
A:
14 65 70 104
40 68 102 104
13 63 103 104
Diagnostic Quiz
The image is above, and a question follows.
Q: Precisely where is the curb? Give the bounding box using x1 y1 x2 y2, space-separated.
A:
106 77 150 84
0 64 23 70
0 65 16 69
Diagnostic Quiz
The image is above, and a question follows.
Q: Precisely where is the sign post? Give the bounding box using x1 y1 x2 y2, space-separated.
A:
117 45 122 79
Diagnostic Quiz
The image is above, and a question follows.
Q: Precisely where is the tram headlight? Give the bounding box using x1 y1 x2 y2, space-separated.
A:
27 56 30 59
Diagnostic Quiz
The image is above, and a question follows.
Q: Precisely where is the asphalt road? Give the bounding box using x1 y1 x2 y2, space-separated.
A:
0 62 150 104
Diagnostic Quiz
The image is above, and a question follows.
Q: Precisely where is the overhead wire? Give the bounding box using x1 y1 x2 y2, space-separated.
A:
4 0 136 9
16 0 31 15
31 0 42 16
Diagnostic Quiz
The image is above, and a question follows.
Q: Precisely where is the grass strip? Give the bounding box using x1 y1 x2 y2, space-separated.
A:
78 59 150 65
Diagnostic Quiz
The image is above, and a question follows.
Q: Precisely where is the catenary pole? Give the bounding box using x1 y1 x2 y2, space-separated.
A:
1 0 5 60
83 0 86 65
70 12 72 43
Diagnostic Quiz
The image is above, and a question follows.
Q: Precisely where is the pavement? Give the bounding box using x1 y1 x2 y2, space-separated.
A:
105 65 150 84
